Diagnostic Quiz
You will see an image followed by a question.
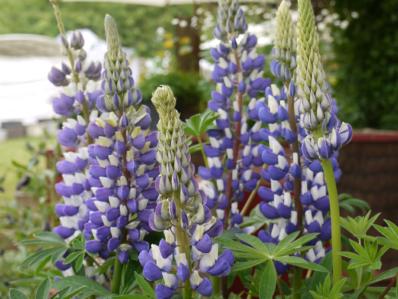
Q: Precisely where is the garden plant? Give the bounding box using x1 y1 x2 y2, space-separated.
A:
9 0 398 298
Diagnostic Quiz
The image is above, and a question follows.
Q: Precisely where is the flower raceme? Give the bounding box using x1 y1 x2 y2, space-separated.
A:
139 86 233 299
82 15 159 263
199 0 270 229
250 0 339 272
51 28 102 249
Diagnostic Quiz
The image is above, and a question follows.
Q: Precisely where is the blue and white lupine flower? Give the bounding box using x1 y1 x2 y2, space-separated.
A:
296 0 352 161
255 1 352 274
199 0 270 228
51 28 102 245
83 15 158 264
140 86 233 299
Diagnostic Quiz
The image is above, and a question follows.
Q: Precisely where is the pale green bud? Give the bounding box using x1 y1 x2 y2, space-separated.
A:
104 14 121 60
275 0 295 58
296 0 330 131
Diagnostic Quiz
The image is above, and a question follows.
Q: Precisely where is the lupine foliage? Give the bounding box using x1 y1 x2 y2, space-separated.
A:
14 0 398 298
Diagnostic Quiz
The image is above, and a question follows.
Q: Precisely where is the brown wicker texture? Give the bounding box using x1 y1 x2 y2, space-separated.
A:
339 131 398 268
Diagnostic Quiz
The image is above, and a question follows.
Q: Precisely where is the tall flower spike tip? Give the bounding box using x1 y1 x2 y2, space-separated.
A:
104 14 120 60
272 0 296 81
151 85 177 121
143 86 233 299
296 0 352 161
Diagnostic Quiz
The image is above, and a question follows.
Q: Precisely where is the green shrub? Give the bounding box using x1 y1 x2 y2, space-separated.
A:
332 0 398 129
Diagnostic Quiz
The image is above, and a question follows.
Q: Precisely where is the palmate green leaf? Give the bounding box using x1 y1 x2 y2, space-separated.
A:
374 220 398 250
56 286 85 299
232 259 266 272
368 266 398 285
341 239 387 270
22 246 66 270
35 278 51 299
273 232 318 257
276 256 328 273
22 231 66 247
340 212 379 240
339 193 370 214
63 251 83 265
310 275 346 299
258 261 276 299
73 253 85 272
302 252 332 297
8 289 28 299
235 233 271 256
184 110 218 137
54 275 111 297
217 236 267 260
134 272 155 299
184 113 201 136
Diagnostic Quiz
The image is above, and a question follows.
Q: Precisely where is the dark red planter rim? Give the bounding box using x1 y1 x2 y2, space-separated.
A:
352 130 398 143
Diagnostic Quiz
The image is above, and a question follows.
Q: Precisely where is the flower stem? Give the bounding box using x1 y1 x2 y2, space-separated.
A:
197 136 209 168
286 90 303 231
111 257 122 294
321 159 342 284
49 0 79 85
241 179 261 216
174 191 192 299
292 268 302 299
212 276 221 297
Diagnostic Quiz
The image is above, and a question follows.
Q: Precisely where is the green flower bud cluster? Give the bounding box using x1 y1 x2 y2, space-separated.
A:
150 86 207 230
272 0 297 81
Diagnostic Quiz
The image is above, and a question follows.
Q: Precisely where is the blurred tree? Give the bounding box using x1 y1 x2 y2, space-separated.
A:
331 0 398 129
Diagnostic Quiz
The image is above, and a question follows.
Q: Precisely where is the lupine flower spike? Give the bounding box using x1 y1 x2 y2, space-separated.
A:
200 0 270 229
253 0 334 274
139 86 233 299
296 0 352 283
83 15 158 268
50 0 102 273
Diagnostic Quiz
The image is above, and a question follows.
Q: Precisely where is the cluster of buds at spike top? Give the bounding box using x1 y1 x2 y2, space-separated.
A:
50 30 102 149
49 31 101 87
199 0 270 227
51 29 102 248
270 0 296 82
139 86 233 299
82 15 158 264
296 0 352 161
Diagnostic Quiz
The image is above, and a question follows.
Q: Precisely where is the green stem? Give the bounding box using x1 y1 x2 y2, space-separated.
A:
321 159 342 284
241 179 261 216
174 191 192 299
197 136 209 168
277 278 285 299
292 268 302 299
49 0 79 85
212 276 221 297
111 257 122 294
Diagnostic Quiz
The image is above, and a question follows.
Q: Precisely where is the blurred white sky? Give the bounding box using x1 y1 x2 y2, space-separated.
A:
0 30 137 125
0 56 58 124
